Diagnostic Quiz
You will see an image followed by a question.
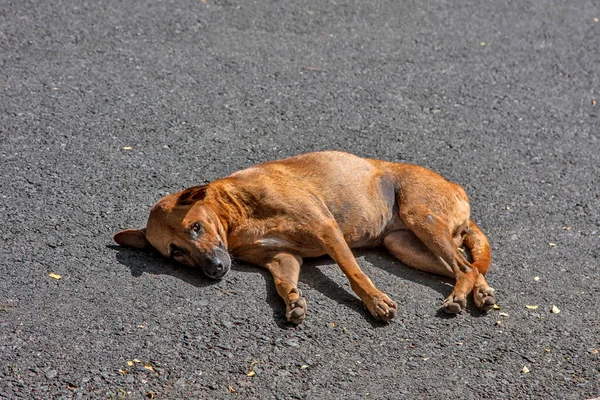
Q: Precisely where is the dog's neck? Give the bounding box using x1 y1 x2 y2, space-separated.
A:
205 180 252 248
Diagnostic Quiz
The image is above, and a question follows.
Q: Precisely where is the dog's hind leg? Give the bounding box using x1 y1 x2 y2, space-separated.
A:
463 221 495 311
386 208 483 314
383 230 454 278
261 252 307 325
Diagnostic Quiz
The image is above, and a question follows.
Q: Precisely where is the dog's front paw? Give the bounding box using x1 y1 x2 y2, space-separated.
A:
365 292 397 322
473 286 496 312
442 293 467 314
286 288 307 325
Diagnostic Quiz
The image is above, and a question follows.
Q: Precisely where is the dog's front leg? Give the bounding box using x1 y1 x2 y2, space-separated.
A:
261 252 307 325
317 224 397 322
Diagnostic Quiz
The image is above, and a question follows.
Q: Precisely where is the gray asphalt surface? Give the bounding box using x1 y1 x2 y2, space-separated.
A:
1 0 599 398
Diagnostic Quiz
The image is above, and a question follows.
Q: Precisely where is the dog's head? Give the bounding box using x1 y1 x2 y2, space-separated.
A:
114 184 231 280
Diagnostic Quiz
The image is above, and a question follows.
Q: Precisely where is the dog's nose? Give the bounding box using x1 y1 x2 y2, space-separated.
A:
203 257 229 280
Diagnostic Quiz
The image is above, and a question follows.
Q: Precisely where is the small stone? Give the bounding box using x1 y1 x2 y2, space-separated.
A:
221 321 234 329
45 370 57 379
174 377 186 387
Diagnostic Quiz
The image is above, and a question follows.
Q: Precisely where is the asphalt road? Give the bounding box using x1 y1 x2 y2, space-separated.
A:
1 0 599 398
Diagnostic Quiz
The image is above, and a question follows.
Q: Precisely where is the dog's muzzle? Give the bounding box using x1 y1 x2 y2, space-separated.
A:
202 246 231 280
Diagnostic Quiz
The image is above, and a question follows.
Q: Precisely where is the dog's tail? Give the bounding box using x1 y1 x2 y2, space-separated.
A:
463 220 492 275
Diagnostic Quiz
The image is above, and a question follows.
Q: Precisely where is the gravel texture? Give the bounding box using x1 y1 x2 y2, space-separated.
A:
1 0 599 398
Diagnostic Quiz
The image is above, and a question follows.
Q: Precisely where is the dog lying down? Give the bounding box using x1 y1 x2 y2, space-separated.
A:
114 151 495 324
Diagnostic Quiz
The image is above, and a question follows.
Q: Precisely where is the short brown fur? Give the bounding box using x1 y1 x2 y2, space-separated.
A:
114 151 495 324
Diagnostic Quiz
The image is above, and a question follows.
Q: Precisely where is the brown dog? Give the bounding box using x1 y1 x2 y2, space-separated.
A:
114 151 495 324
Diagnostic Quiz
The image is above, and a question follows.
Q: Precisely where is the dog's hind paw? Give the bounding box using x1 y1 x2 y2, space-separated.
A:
442 293 467 314
286 288 307 325
473 286 496 312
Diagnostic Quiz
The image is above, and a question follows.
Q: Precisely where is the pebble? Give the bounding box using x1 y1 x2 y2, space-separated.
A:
221 320 234 329
174 377 186 387
45 370 57 379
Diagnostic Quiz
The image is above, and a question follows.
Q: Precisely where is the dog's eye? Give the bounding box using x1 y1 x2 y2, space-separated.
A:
192 222 202 232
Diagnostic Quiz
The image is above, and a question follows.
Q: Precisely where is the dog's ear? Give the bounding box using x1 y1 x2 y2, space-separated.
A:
177 184 209 206
114 228 151 249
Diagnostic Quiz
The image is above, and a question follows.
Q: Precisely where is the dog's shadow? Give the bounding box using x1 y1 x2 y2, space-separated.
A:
111 245 219 290
371 249 492 318
111 246 486 329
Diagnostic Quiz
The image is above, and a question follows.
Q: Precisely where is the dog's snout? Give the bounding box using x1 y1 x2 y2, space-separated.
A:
202 248 231 280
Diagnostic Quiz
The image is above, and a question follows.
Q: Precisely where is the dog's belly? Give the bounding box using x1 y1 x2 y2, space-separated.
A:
341 213 405 249
252 213 405 258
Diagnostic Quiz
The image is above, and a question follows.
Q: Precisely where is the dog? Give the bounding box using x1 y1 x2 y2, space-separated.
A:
114 151 495 324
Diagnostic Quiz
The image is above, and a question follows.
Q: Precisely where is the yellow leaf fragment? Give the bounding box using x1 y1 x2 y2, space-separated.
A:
591 349 598 355
247 370 255 377
492 304 501 310
143 364 155 372
548 242 556 247
551 305 560 314
127 361 134 366
299 365 309 370
525 305 539 310
592 99 597 106
594 17 599 23
227 385 236 393
499 312 509 317
522 366 530 374
562 226 570 230
133 359 142 363
147 392 155 399
545 348 552 353
118 369 128 375
533 276 540 281
49 272 62 280
123 146 133 150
